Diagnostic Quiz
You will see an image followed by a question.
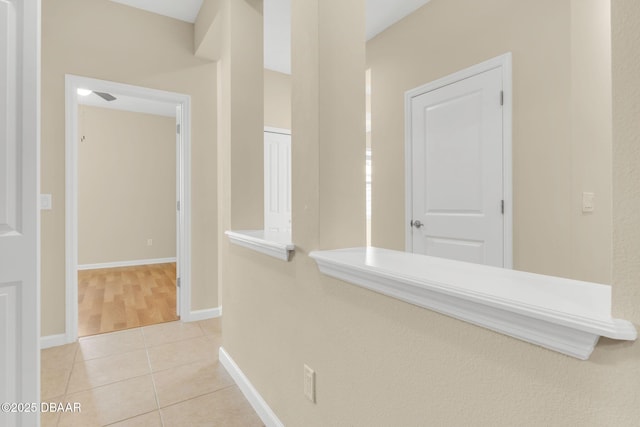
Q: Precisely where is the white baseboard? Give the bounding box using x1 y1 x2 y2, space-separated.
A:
77 257 177 271
185 306 222 322
40 334 70 349
219 347 284 427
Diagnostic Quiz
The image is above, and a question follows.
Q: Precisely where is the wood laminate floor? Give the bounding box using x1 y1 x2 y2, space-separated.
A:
78 263 179 337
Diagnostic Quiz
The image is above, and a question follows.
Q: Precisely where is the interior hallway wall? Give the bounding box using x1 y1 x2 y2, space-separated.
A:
78 106 176 265
221 0 640 425
41 0 218 336
612 0 640 330
367 0 613 283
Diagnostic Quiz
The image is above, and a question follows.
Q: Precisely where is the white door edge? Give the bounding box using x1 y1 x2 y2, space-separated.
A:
264 126 291 135
64 75 193 343
264 130 292 234
404 52 513 268
0 0 41 423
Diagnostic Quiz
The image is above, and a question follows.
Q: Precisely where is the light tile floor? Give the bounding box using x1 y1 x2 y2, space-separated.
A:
41 318 264 427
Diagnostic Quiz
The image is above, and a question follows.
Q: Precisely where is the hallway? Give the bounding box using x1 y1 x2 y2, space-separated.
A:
41 318 262 426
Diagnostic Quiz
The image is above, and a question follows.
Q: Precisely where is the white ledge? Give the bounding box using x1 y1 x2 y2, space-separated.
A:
225 230 295 261
310 247 637 360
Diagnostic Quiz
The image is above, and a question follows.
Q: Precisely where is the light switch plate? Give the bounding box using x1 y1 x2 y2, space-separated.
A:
40 194 52 210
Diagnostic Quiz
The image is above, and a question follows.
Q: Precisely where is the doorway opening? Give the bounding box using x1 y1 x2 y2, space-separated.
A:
65 75 192 341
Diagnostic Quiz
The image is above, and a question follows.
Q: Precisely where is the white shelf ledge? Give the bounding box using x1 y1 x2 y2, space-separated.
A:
225 230 295 261
310 247 637 360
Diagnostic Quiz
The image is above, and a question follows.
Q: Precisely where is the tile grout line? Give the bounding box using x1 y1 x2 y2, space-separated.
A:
102 410 159 427
144 326 166 427
152 378 237 414
65 345 151 395
65 372 155 397
60 342 81 402
146 320 224 423
143 328 207 349
67 325 160 426
158 386 234 412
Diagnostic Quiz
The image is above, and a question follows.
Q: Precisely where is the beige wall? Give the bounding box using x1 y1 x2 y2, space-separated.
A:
216 0 264 236
569 0 613 283
612 0 640 323
221 1 640 426
264 69 291 130
78 106 176 265
368 0 612 283
41 0 218 336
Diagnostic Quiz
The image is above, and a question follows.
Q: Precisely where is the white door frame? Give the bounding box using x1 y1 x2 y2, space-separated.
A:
404 53 513 268
65 75 192 342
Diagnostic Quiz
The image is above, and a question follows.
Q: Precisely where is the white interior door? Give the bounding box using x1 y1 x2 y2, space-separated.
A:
264 130 291 233
409 67 505 267
0 0 40 425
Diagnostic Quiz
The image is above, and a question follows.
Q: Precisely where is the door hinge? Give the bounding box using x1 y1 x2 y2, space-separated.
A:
176 123 181 134
501 200 504 214
500 91 504 106
177 200 180 211
177 277 181 288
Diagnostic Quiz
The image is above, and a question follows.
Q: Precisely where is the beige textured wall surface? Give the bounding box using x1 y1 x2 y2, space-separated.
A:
215 0 264 312
264 69 291 129
612 0 640 325
569 0 613 283
221 1 640 426
41 0 218 335
78 106 176 265
368 0 613 283
217 0 264 233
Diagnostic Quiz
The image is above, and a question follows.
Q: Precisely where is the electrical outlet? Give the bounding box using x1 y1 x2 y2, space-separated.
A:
147 239 153 246
304 364 315 403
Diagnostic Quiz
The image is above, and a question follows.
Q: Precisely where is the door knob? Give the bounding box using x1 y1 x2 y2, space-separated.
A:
411 220 423 229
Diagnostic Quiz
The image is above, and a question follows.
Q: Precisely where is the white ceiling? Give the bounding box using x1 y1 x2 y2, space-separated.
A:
77 90 177 118
110 0 204 23
110 0 431 74
366 0 432 40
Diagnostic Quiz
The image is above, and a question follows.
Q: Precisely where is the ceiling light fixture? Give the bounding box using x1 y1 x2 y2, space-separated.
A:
77 88 92 96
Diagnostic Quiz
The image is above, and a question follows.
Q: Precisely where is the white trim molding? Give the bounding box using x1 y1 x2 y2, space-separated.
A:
219 347 284 427
77 257 177 271
65 75 192 343
184 306 222 322
404 52 513 268
225 230 295 261
310 247 637 360
40 334 69 350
